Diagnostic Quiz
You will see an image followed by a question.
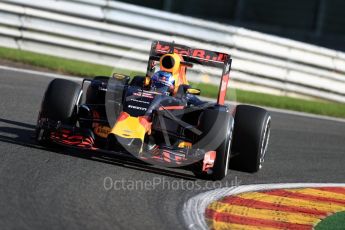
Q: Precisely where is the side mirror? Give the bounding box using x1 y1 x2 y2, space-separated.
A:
113 73 130 81
186 88 201 95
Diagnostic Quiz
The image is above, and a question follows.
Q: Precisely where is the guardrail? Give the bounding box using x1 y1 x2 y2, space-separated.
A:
0 0 345 102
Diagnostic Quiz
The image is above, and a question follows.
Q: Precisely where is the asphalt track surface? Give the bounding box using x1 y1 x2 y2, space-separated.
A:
0 68 344 230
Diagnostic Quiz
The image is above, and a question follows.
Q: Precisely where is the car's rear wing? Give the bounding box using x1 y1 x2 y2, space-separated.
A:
146 41 232 105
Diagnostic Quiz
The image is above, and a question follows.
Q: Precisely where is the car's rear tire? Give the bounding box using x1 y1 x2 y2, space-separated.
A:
130 76 145 87
230 105 271 173
85 76 109 104
195 108 233 180
36 79 81 144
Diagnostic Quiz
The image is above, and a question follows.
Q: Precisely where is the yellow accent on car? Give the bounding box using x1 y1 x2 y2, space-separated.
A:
144 76 151 86
159 53 182 76
113 73 127 80
186 88 201 95
178 141 192 148
159 53 189 94
110 116 146 142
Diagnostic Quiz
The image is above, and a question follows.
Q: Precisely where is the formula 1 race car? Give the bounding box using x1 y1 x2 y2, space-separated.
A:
36 41 271 180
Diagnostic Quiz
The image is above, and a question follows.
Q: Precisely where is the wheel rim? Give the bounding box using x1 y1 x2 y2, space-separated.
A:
259 117 271 169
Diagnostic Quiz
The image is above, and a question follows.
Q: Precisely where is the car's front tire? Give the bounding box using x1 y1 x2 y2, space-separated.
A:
36 79 81 144
230 105 271 173
195 108 234 180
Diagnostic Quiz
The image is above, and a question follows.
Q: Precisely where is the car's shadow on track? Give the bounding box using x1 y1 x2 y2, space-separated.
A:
0 118 197 180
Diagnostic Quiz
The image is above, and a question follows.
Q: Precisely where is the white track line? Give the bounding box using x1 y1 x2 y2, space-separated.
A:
1 65 345 123
261 106 345 123
0 65 82 82
183 183 345 230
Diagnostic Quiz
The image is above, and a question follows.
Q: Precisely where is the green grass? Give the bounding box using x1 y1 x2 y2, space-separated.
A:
193 82 345 118
1 46 345 118
315 211 345 230
0 46 130 77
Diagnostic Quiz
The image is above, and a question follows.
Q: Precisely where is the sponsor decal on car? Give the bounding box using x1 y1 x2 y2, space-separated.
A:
155 42 227 63
128 105 148 111
133 92 154 98
130 99 150 104
94 125 111 138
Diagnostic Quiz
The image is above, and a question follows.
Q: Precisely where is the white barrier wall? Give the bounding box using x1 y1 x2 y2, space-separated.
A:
0 0 345 102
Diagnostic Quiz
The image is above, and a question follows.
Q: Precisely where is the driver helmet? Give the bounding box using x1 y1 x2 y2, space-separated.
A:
151 71 175 95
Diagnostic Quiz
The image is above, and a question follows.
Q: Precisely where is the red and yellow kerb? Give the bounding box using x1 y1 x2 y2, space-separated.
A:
206 187 345 230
